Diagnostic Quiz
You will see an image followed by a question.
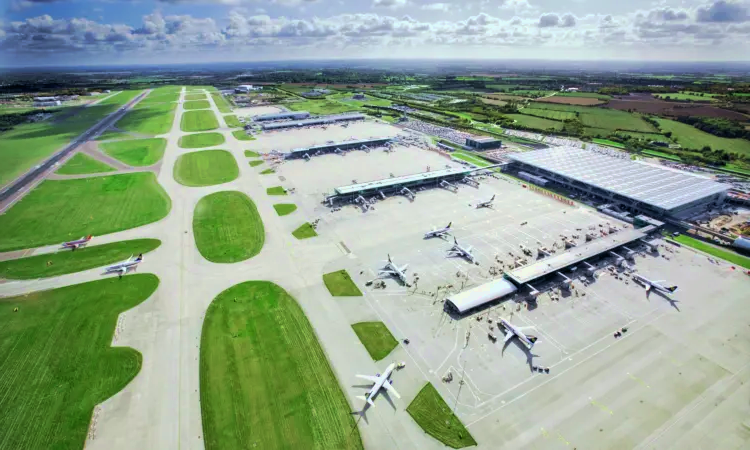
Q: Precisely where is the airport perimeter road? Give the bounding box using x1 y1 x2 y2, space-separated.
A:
0 89 151 213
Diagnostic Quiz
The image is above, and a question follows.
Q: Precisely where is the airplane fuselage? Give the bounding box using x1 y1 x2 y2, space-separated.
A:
366 363 396 401
633 274 677 295
499 318 535 348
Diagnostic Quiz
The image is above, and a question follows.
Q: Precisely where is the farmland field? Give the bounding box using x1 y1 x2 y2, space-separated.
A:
181 110 219 132
614 131 669 141
0 275 159 450
193 191 264 262
0 239 161 279
101 138 166 166
556 92 612 100
536 96 607 106
0 172 170 252
642 150 683 161
654 92 717 102
505 114 563 131
286 99 359 115
0 90 142 187
179 132 225 149
115 100 176 135
200 281 362 450
655 118 750 156
592 138 626 148
351 322 397 360
520 108 576 121
56 153 115 175
174 150 239 187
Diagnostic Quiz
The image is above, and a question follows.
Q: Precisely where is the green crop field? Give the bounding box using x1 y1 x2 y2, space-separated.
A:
351 322 397 360
521 108 576 121
181 110 219 132
273 203 297 216
505 114 563 131
56 153 115 175
185 93 206 101
322 269 362 296
232 130 255 140
184 100 211 110
211 92 232 113
407 383 477 449
0 90 141 186
292 222 317 239
174 150 239 187
592 138 626 149
579 109 656 132
244 150 260 157
0 239 160 279
655 118 750 156
669 235 750 269
654 92 717 102
260 168 275 175
223 115 242 127
642 149 683 161
101 138 166 166
193 191 264 263
179 132 225 149
0 172 170 252
200 281 362 450
0 275 159 450
615 131 668 142
116 101 176 135
556 92 612 100
286 99 359 115
267 186 287 195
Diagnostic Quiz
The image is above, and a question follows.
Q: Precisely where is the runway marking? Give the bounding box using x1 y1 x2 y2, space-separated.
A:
589 396 613 415
627 372 650 389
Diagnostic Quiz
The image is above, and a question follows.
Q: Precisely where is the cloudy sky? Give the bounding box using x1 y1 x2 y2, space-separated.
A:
1 0 749 66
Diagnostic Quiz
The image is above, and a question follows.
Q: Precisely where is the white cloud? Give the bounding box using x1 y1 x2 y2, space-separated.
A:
372 0 407 9
421 2 450 11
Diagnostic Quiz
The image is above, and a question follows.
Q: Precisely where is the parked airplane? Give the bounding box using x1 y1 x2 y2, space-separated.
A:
61 235 92 250
498 317 538 350
378 254 410 285
446 237 477 264
632 273 678 296
424 222 452 239
356 362 401 408
105 254 143 277
475 195 496 209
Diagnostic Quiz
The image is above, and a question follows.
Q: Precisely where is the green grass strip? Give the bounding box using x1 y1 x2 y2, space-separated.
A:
181 110 218 132
407 383 477 448
0 275 159 450
101 138 166 166
224 115 242 128
233 130 255 141
668 234 750 269
266 186 287 195
260 168 275 175
273 203 297 216
323 270 362 296
0 239 160 279
351 322 397 360
211 92 232 113
193 191 264 263
244 150 260 157
200 281 363 450
174 150 239 187
184 100 211 110
185 93 206 101
56 153 116 175
179 132 225 149
292 223 317 239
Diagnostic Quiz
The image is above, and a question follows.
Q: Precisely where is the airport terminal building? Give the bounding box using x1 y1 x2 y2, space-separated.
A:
253 111 311 122
262 113 365 131
507 147 729 217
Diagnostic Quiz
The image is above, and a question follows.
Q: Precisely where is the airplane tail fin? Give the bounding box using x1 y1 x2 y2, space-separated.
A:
491 195 495 201
135 253 143 262
668 286 678 293
447 222 452 229
86 234 92 240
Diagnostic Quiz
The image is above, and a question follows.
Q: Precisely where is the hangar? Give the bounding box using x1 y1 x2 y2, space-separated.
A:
507 147 729 217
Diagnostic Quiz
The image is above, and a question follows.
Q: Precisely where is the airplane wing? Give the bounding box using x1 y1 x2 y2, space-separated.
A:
383 380 401 399
504 332 514 343
119 267 128 275
399 264 408 272
356 375 379 383
517 326 535 332
466 246 473 253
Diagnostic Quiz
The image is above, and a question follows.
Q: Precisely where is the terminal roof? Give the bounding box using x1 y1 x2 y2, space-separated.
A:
289 136 390 156
334 167 473 195
508 147 729 211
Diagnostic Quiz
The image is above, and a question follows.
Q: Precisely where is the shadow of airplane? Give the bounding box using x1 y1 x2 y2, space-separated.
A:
648 289 680 312
502 335 540 373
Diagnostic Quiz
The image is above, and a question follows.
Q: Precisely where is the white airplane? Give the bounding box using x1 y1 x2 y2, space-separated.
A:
424 222 452 239
446 237 477 264
475 195 496 209
105 254 143 277
378 254 410 285
498 317 538 350
61 235 92 250
356 362 401 407
632 273 678 296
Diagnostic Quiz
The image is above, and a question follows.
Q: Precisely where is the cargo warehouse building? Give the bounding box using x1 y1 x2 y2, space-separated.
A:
508 147 729 217
466 136 502 150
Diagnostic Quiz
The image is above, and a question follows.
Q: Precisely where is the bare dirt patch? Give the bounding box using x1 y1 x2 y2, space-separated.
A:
606 94 748 120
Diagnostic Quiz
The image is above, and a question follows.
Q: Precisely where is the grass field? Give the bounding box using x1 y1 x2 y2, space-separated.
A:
116 101 176 135
273 203 297 216
260 168 275 175
0 275 159 450
200 281 362 450
101 138 166 166
322 269 362 296
223 115 242 128
0 90 141 186
556 92 612 100
249 160 263 167
654 92 717 102
185 93 206 101
292 222 317 239
244 150 260 157
267 186 287 195
451 150 492 167
592 138 626 149
642 149 683 161
211 92 232 113
286 99 359 115
669 234 750 269
174 150 239 187
505 114 563 131
181 110 219 132
138 92 179 105
188 85 216 92
655 118 750 156
193 191 264 263
56 153 115 175
179 132 225 149
614 131 668 142
721 163 750 176
520 107 576 121
528 102 658 133
0 239 161 279
232 130 255 141
184 100 211 110
0 172 170 252
351 322 397 360
406 383 477 449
